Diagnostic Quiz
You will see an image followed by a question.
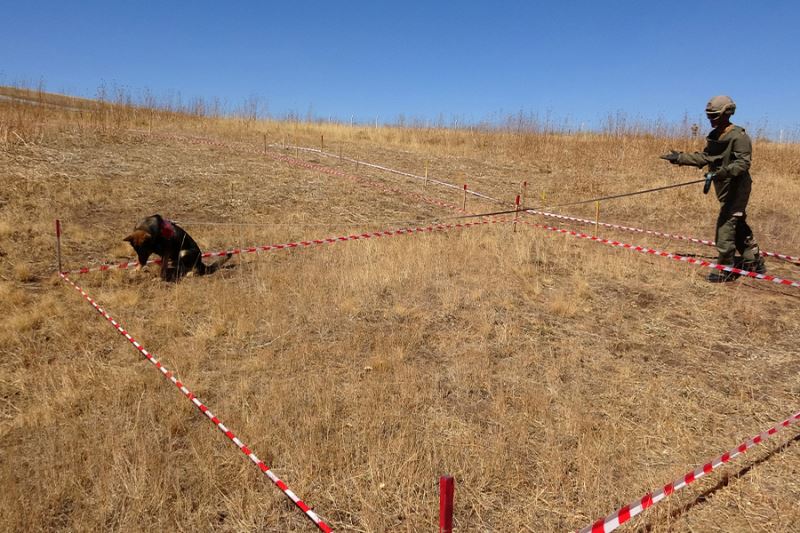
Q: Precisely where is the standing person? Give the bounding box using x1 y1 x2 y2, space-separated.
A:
660 95 766 282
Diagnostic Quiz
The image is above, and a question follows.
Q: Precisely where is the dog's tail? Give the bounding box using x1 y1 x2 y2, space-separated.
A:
196 252 233 275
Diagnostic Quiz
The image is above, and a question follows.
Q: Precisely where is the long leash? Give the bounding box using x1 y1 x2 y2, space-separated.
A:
448 178 706 220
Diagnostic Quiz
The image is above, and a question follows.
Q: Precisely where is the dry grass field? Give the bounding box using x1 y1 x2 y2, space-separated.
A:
1 87 799 532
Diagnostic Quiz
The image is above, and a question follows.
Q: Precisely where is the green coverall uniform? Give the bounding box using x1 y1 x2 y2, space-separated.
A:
674 124 762 270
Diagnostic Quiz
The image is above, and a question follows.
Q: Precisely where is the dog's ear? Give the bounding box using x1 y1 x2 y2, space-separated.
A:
124 230 151 246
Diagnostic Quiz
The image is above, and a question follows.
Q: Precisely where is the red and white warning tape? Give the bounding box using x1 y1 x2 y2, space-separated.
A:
63 219 504 275
274 143 497 201
63 217 800 289
274 141 799 265
517 219 800 288
59 272 332 532
115 131 800 531
521 209 798 264
149 132 467 214
580 410 800 533
142 132 800 286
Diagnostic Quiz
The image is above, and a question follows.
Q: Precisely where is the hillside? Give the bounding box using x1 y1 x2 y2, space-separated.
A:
1 89 799 532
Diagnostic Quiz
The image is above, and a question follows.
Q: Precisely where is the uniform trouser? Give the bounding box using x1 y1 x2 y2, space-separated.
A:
715 212 760 266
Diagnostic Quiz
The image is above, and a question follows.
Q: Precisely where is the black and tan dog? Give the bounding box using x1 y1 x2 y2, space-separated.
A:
124 214 231 281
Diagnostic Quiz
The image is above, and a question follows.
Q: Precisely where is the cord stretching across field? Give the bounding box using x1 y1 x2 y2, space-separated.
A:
58 272 333 532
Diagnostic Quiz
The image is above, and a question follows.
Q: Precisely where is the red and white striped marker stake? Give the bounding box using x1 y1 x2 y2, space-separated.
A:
55 219 63 274
439 475 455 533
580 409 800 533
58 272 333 532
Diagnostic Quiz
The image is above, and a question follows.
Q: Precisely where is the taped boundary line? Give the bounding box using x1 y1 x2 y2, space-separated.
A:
272 143 498 202
145 131 467 215
139 132 800 286
58 272 333 532
141 132 800 266
61 211 800 289
63 218 505 275
522 209 799 264
579 410 800 533
516 219 800 289
278 142 798 265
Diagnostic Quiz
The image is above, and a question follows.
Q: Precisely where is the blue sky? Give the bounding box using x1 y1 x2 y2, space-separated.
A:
3 1 799 137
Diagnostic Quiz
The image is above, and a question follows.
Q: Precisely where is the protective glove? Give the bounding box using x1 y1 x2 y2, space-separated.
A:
713 167 730 180
659 150 680 164
703 172 715 194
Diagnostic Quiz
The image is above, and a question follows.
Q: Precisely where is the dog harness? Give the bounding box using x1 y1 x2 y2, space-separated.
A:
160 219 176 239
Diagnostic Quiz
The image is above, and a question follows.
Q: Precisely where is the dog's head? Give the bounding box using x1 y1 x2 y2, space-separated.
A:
124 229 154 266
123 229 152 248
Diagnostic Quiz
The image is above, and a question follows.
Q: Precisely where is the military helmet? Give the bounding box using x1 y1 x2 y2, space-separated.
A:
706 95 736 116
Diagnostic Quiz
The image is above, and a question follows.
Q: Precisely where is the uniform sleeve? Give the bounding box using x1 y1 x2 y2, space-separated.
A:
716 133 752 179
675 151 710 168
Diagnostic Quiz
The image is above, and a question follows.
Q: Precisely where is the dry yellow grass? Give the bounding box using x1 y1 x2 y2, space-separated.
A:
1 88 799 532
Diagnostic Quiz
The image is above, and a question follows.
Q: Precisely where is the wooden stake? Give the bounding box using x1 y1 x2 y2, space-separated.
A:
424 161 428 186
55 219 62 273
463 184 468 211
595 201 601 235
521 180 528 207
320 134 324 152
513 194 520 233
439 476 454 533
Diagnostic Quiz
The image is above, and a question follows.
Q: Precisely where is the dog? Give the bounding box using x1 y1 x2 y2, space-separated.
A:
123 214 231 281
